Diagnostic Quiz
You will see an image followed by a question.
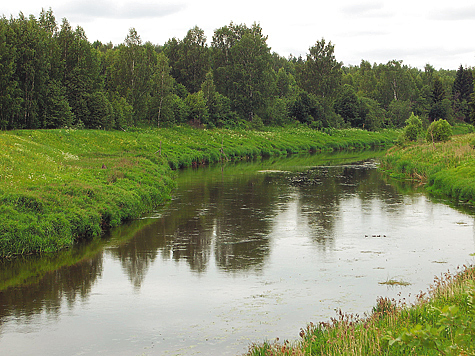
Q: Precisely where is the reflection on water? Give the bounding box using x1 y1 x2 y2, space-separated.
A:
1 153 474 356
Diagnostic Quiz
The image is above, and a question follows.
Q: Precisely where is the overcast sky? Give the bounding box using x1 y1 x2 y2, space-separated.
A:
3 0 475 70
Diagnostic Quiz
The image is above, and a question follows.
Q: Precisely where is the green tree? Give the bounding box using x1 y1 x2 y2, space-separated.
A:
9 13 51 129
426 119 452 142
185 91 209 126
296 38 342 100
289 91 326 127
200 71 236 127
211 22 273 121
275 67 296 99
403 112 423 141
42 79 74 128
452 65 473 122
108 92 133 129
0 17 22 129
333 84 362 127
148 51 174 127
355 60 377 99
432 77 446 103
57 19 105 127
107 28 152 124
360 97 387 131
388 99 412 128
429 77 453 123
164 26 210 93
374 60 418 110
86 91 113 129
453 65 473 102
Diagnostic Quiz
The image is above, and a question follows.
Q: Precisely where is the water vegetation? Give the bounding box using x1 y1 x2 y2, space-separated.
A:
0 126 397 258
379 279 412 287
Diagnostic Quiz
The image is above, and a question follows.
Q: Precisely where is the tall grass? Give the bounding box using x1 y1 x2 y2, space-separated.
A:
0 126 398 257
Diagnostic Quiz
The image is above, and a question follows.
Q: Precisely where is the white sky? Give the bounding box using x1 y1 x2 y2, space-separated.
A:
3 0 475 70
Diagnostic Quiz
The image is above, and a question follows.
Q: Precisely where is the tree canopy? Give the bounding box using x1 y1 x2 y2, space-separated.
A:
0 10 473 131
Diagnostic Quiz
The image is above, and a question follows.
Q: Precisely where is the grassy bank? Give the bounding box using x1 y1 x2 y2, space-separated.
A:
380 133 475 204
0 126 397 257
247 266 475 356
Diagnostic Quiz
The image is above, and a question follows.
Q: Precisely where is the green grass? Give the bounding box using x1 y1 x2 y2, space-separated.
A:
380 133 475 204
0 126 398 257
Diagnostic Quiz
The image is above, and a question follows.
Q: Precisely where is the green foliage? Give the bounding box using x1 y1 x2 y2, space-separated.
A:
296 38 342 100
388 99 412 128
403 112 423 141
185 91 209 126
163 26 210 93
426 119 452 143
360 96 387 131
42 80 74 128
388 281 475 355
373 60 418 109
0 10 471 132
430 98 454 124
452 122 474 136
289 91 324 126
212 22 273 121
452 65 473 122
333 84 362 127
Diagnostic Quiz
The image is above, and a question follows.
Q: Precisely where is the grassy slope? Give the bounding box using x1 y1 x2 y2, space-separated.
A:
380 133 475 203
0 126 397 257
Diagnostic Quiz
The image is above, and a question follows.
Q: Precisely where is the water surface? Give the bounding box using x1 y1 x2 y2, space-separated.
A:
1 153 474 355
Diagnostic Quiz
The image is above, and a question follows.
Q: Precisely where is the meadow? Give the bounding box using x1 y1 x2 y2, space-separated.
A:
0 126 397 257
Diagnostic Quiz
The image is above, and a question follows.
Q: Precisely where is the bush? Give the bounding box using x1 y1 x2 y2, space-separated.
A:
404 113 423 141
426 119 452 143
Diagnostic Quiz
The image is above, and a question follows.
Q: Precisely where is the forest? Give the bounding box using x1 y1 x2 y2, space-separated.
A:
0 9 474 132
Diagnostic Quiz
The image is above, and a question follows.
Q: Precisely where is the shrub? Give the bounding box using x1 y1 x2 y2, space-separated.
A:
426 119 452 143
404 112 423 141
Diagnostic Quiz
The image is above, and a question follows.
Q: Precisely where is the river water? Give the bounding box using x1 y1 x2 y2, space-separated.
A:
1 152 474 355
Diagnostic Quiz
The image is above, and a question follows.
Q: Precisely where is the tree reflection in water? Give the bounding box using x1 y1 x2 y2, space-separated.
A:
108 159 407 285
2 153 475 356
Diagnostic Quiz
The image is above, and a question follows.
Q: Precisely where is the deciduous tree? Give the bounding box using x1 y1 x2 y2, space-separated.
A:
211 22 273 121
296 39 342 100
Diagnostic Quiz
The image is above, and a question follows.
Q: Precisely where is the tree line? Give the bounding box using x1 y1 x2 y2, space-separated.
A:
1 9 474 131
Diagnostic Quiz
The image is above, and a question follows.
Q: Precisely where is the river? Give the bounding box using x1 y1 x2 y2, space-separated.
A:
0 152 474 355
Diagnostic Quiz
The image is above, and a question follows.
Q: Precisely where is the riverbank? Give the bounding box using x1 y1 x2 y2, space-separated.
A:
247 265 475 356
380 133 475 204
0 126 398 257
